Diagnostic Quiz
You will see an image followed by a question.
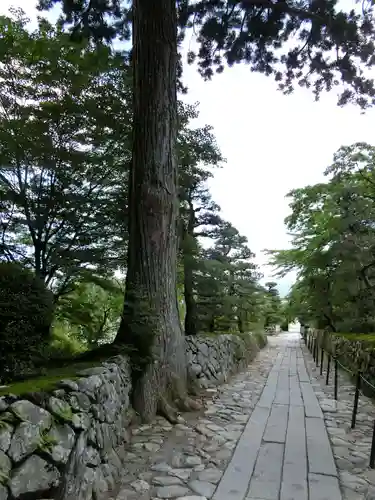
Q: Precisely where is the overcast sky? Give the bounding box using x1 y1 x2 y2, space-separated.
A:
3 0 375 295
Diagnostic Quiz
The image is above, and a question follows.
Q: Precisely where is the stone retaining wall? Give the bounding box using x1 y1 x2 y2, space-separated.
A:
0 356 132 500
0 333 265 500
186 333 263 388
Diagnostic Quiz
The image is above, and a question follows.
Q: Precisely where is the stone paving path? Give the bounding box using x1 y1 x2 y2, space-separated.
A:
112 333 375 500
213 333 341 500
303 339 375 500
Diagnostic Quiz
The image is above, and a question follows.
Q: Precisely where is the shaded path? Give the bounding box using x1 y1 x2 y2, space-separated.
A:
112 333 345 500
213 333 342 500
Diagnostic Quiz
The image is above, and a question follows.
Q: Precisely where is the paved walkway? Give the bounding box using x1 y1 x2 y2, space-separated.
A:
213 333 341 500
112 333 346 500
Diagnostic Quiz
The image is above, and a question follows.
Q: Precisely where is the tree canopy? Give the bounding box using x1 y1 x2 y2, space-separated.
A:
0 10 275 387
269 142 375 333
1 0 373 423
39 0 375 107
33 0 375 422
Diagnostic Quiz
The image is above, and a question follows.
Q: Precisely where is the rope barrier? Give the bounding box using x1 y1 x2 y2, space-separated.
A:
304 331 375 469
360 376 375 393
336 359 354 376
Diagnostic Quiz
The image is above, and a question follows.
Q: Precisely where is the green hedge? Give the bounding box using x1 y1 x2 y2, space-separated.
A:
0 262 54 382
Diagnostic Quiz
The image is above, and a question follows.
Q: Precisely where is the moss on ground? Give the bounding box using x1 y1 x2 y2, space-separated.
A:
333 333 375 343
0 361 102 397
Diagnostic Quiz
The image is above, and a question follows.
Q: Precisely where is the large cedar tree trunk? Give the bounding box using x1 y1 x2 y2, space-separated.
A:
115 0 200 423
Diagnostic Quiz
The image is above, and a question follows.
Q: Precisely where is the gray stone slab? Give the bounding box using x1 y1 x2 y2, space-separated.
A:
280 481 308 500
289 376 303 407
305 417 337 477
300 382 323 418
274 373 290 405
281 406 308 500
257 382 277 409
283 406 307 480
247 479 280 500
212 405 270 500
247 443 284 500
297 358 309 383
289 351 297 376
308 473 342 500
263 404 288 443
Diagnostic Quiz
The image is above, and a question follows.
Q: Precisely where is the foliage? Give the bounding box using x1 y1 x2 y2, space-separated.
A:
0 11 131 298
38 0 375 422
262 281 283 328
195 222 264 334
268 143 375 333
0 261 54 381
40 0 375 108
55 279 124 348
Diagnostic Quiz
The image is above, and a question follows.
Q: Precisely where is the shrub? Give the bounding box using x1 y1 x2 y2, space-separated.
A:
253 331 268 349
0 262 54 381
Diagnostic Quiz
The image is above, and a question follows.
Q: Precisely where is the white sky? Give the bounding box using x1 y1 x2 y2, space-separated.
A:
3 0 375 295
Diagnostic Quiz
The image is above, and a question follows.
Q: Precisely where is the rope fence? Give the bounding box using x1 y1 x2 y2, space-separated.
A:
302 330 375 469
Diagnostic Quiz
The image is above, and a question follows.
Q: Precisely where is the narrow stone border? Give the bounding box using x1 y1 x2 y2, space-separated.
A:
301 340 375 500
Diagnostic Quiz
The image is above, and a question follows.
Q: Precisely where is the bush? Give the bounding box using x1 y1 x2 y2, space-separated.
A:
252 331 268 349
0 262 54 381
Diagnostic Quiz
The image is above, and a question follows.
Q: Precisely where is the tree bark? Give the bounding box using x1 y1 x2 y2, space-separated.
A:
115 0 200 423
183 202 198 336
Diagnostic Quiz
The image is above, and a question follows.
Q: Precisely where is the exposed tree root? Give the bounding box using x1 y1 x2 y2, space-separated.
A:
158 395 202 424
158 395 180 424
157 372 203 424
177 396 202 412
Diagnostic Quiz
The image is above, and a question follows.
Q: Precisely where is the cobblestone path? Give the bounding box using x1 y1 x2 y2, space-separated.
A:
113 333 375 500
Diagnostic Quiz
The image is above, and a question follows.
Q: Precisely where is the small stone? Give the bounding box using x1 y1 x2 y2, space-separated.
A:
0 425 12 453
169 469 192 481
0 450 11 480
77 375 103 396
340 471 368 493
138 472 153 481
46 424 75 464
68 392 91 412
71 412 91 430
197 468 222 484
10 401 52 429
83 446 101 466
171 453 185 468
152 476 183 486
57 379 79 391
362 469 375 484
185 455 202 467
151 462 172 473
8 423 41 462
130 479 150 492
0 399 8 412
9 455 60 499
156 485 192 498
189 480 216 498
116 488 137 499
47 397 73 422
144 442 160 452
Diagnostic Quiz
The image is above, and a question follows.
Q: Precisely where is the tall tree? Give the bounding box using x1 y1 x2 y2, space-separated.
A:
0 12 131 297
178 105 224 335
269 143 375 332
196 222 260 333
116 0 202 422
40 0 375 421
